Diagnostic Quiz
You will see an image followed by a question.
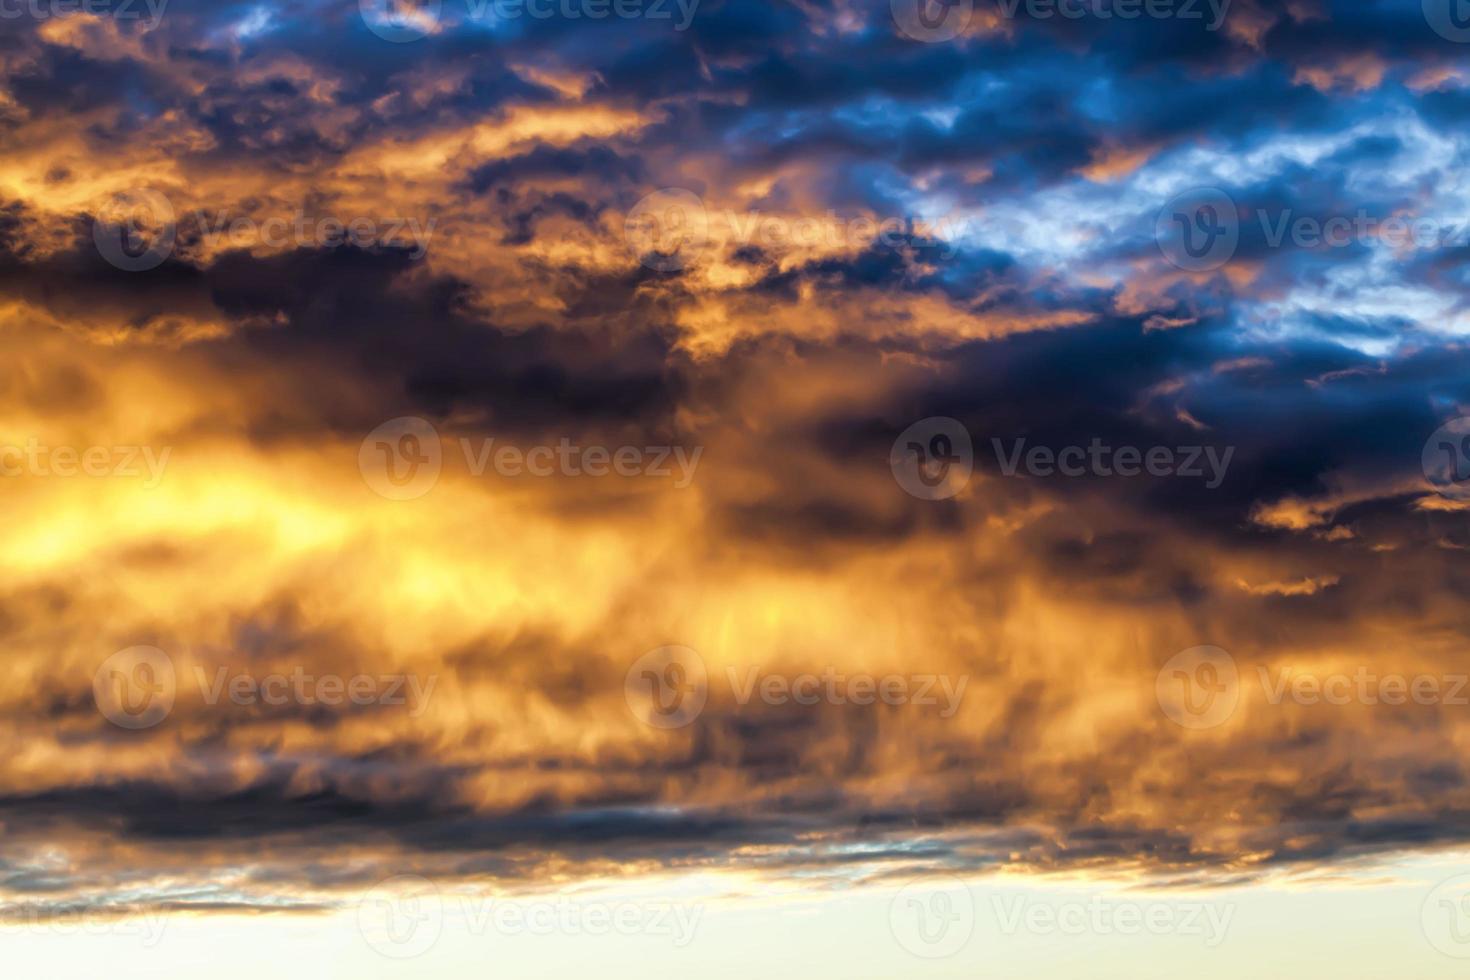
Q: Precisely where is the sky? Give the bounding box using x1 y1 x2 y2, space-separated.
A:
4 0 1470 974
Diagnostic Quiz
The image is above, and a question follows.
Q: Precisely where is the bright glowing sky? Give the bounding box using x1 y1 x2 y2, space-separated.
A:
4 0 1470 974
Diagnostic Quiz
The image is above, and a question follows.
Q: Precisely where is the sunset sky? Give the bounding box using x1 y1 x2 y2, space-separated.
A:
5 0 1470 974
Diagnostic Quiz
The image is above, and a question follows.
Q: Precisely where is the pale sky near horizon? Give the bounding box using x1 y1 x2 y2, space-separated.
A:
9 857 1470 977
